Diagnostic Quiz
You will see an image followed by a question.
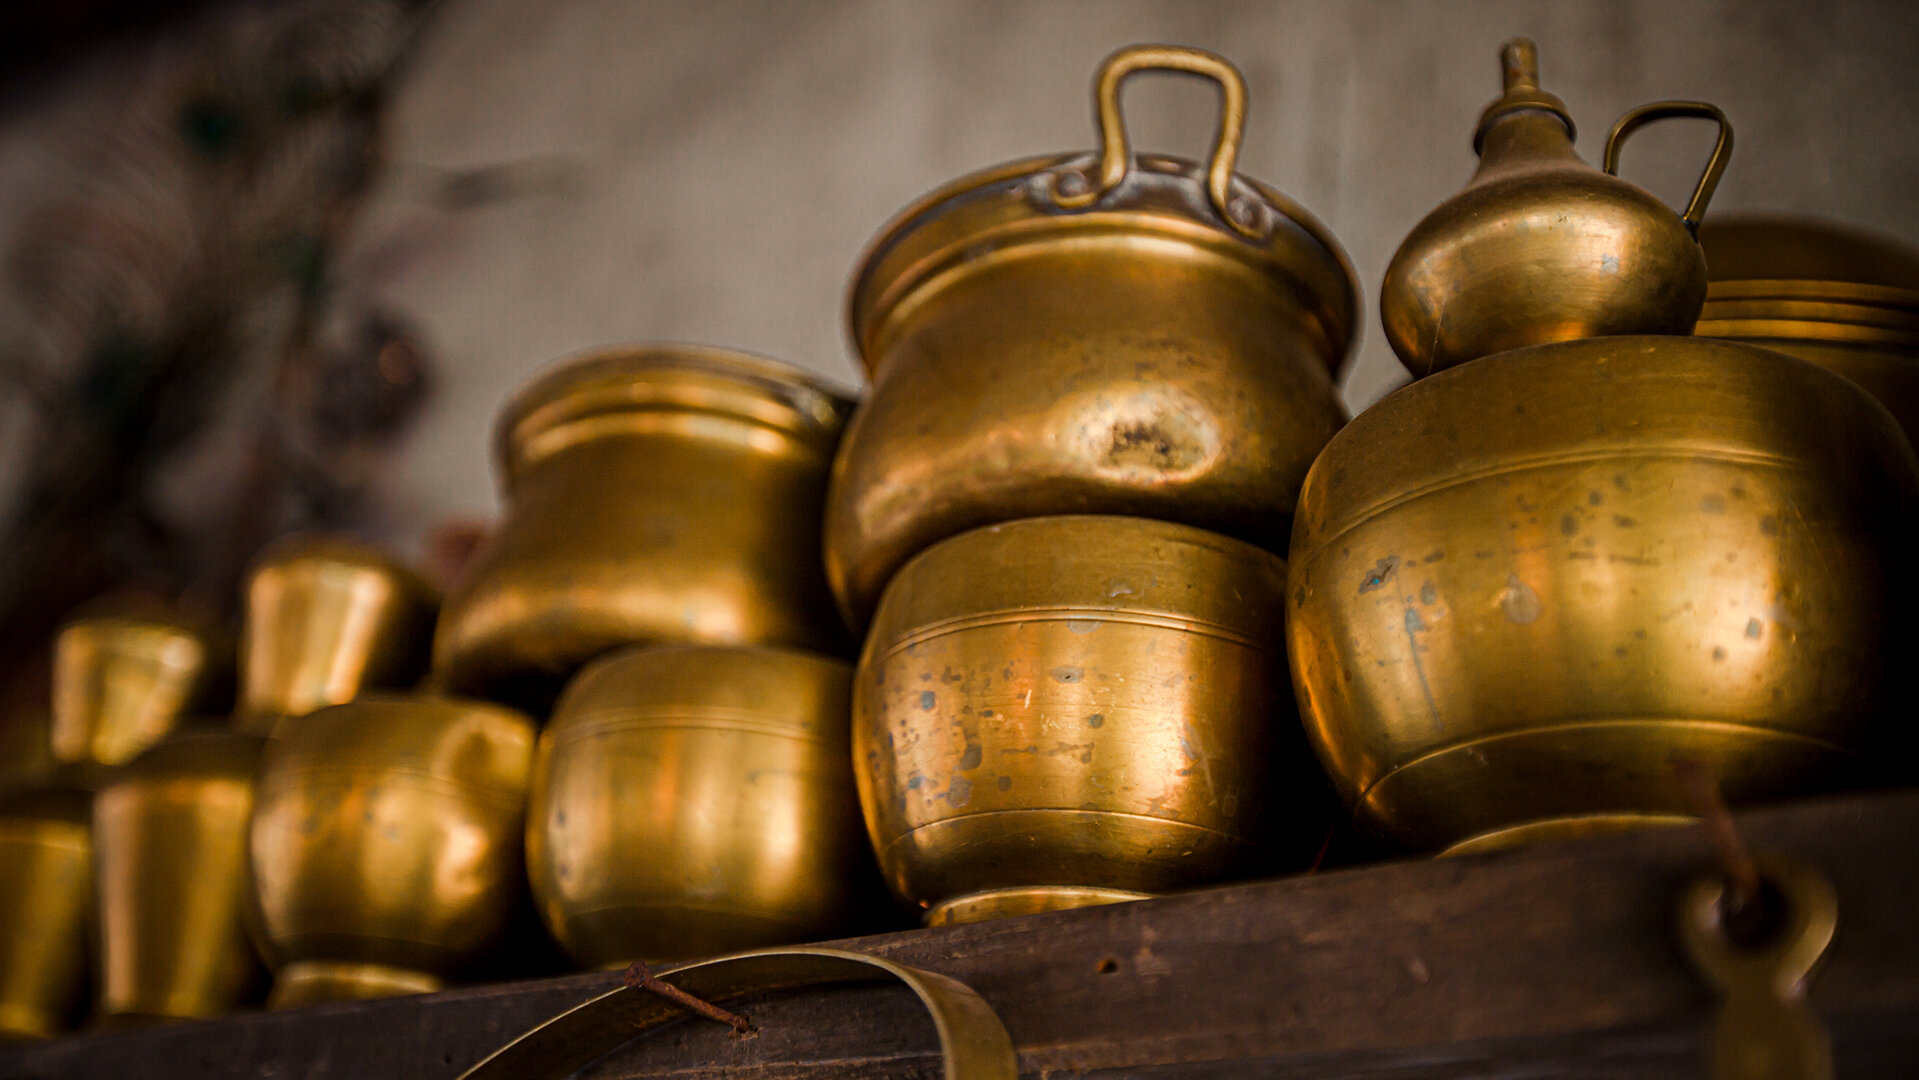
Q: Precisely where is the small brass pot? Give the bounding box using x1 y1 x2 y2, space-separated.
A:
854 515 1318 925
529 645 868 966
249 693 535 1006
824 45 1358 628
434 346 853 707
51 611 223 768
1288 336 1919 853
238 535 438 731
93 730 267 1022
0 779 93 1041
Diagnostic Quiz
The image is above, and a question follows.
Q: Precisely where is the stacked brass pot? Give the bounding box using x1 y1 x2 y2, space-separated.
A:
1290 40 1919 855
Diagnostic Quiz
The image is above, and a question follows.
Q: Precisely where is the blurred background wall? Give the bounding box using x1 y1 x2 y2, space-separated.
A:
1 0 1915 565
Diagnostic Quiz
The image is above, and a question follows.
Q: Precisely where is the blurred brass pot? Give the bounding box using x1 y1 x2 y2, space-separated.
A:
1380 39 1732 376
855 515 1318 925
0 779 93 1041
250 693 535 1006
435 346 853 706
51 611 222 768
238 535 438 731
824 45 1358 628
529 645 867 966
94 730 266 1022
1288 337 1919 853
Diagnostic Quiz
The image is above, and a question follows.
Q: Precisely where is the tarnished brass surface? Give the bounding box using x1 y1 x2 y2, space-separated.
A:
93 731 266 1021
435 345 853 706
250 693 535 1004
529 645 867 965
1289 337 1919 853
51 612 220 767
1381 39 1731 375
855 515 1318 924
825 44 1358 628
0 780 93 1041
238 535 438 731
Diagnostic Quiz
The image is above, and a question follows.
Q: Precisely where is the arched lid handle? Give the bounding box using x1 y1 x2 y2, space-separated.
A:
1604 100 1734 235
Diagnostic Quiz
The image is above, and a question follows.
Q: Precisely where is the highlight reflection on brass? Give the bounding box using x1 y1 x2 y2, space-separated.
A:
855 516 1321 925
51 613 220 768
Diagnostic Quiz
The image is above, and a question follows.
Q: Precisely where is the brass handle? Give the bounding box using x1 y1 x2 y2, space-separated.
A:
1050 43 1261 239
454 946 1019 1080
1602 100 1734 235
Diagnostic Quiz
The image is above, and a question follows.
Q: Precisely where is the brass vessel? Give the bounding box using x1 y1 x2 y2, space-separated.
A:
1696 213 1919 442
1288 336 1919 853
238 535 438 731
249 693 535 1005
1380 39 1732 375
93 729 267 1022
435 346 854 706
0 780 93 1040
824 44 1359 628
854 515 1318 924
529 645 868 966
51 610 223 767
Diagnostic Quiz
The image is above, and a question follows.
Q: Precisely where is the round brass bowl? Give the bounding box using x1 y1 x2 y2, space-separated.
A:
1288 336 1919 853
854 515 1321 925
528 645 869 966
0 780 93 1040
249 693 536 1005
434 345 854 707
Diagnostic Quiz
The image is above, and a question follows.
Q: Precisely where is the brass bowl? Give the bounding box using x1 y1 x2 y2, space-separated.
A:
1288 336 1919 853
854 515 1319 925
823 45 1358 628
238 535 438 731
434 345 854 707
529 645 869 966
51 611 223 768
93 730 267 1022
249 693 535 1005
0 778 94 1040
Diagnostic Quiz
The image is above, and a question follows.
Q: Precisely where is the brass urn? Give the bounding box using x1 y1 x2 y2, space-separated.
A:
249 693 536 1005
238 535 438 731
854 516 1321 925
528 645 870 966
434 346 854 707
824 44 1359 628
1380 39 1732 376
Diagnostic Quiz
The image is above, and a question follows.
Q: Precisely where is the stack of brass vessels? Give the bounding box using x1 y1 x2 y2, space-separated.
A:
1290 40 1919 854
836 44 1357 925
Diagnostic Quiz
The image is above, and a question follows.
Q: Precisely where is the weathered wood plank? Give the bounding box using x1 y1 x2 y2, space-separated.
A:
3 788 1914 1080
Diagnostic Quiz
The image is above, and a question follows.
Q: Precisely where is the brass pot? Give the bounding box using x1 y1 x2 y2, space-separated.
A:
1695 213 1919 443
854 515 1317 925
1380 39 1733 375
824 44 1359 628
435 346 854 707
1288 336 1919 853
249 693 535 1006
0 779 93 1040
529 645 868 966
93 730 267 1022
51 610 223 767
238 535 438 731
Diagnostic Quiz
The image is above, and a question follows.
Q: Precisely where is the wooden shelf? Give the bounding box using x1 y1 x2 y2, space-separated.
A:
3 788 1914 1079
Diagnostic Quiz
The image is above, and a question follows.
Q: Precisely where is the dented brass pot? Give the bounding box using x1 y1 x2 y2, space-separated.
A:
855 515 1321 925
0 779 93 1041
824 44 1359 628
435 346 854 706
94 730 267 1022
249 693 535 1006
238 535 438 731
529 645 868 966
1288 336 1919 854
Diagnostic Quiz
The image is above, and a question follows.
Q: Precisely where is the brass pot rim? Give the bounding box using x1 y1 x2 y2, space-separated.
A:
845 151 1359 379
247 532 440 604
494 343 858 488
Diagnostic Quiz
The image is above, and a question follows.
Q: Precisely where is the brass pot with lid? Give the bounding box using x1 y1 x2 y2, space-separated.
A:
434 345 855 707
1380 38 1732 375
824 44 1360 628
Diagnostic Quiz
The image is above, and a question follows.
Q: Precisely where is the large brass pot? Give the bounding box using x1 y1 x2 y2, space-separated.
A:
249 693 535 1005
1288 336 1919 854
0 780 93 1040
854 515 1317 925
529 645 868 966
435 346 854 707
238 535 438 731
51 610 223 767
93 730 267 1022
824 45 1359 628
